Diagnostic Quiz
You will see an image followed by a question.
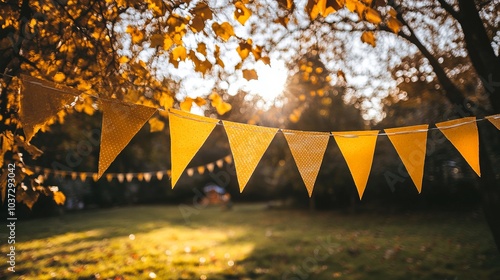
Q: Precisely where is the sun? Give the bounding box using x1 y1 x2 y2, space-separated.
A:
245 59 288 105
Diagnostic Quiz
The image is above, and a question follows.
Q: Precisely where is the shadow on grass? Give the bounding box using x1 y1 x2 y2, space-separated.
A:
3 204 500 280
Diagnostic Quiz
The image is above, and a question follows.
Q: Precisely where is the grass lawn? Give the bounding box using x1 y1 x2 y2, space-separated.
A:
1 203 499 280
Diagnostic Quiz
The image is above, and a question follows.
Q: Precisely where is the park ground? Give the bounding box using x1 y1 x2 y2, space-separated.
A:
1 203 499 279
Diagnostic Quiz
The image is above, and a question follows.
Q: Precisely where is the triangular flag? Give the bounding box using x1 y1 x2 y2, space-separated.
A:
486 114 500 130
137 173 144 181
334 131 378 199
169 109 219 188
105 173 114 182
186 168 194 177
79 173 88 182
197 166 205 175
144 172 152 182
207 163 215 172
125 173 134 182
224 155 233 164
216 159 224 168
117 173 125 183
283 130 330 197
156 171 164 181
385 124 428 193
223 121 278 192
20 75 78 142
71 172 78 180
98 100 157 178
92 173 99 182
436 117 480 176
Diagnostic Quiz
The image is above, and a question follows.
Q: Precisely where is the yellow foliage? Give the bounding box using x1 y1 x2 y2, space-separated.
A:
364 7 381 24
148 117 165 132
193 97 207 106
53 72 66 83
209 92 232 115
53 191 66 205
242 69 258 81
387 16 403 34
212 22 235 42
150 34 164 48
234 1 252 25
180 98 193 112
361 31 376 47
197 43 207 56
237 41 252 60
118 56 129 64
163 34 174 50
172 46 187 61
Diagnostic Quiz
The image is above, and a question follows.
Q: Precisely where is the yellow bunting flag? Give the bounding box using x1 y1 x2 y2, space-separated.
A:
156 171 164 181
436 117 480 176
71 172 78 180
79 173 87 182
186 168 194 177
283 130 330 197
207 163 215 172
144 172 152 182
224 155 233 164
98 100 157 178
334 131 378 199
486 114 500 130
216 159 224 168
169 109 219 188
197 166 205 175
223 121 278 192
137 173 144 181
385 124 428 193
106 173 114 182
126 173 134 182
20 75 78 142
117 174 125 183
92 173 99 182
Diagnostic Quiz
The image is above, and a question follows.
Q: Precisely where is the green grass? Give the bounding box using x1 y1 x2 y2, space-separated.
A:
1 203 499 280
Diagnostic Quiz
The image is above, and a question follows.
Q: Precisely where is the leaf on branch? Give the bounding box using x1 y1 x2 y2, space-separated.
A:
197 43 207 56
242 69 258 81
150 34 164 48
386 16 403 34
365 7 382 24
212 22 235 42
192 2 213 21
148 117 165 132
234 1 252 25
171 45 187 61
193 97 207 106
17 184 39 210
53 72 66 83
163 34 174 50
260 56 271 65
361 31 376 47
209 92 232 115
118 56 130 64
277 0 294 10
237 41 252 60
159 93 174 109
180 98 194 112
53 191 66 205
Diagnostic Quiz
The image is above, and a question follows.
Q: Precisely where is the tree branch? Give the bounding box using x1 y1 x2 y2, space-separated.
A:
435 0 460 20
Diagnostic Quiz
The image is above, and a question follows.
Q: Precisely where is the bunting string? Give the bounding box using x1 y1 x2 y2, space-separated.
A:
8 75 500 197
28 155 233 183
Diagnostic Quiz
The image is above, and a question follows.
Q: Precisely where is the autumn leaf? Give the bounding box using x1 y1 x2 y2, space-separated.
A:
197 42 207 56
365 7 382 24
148 117 165 132
193 96 207 106
53 191 66 205
172 45 187 61
215 101 232 115
237 41 252 60
260 56 271 65
386 16 403 34
163 34 174 50
150 34 164 48
118 56 129 64
192 2 213 20
234 1 252 25
361 31 376 47
159 93 174 109
180 97 193 112
277 0 294 10
242 69 258 81
53 72 66 82
212 22 235 42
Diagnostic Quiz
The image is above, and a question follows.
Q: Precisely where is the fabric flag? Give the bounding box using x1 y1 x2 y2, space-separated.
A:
486 114 500 130
92 173 99 182
385 124 428 193
144 172 152 182
79 173 87 182
156 171 164 181
197 166 205 175
106 174 114 182
137 173 144 181
117 174 125 183
71 172 78 180
436 117 480 176
98 99 157 178
169 109 219 188
283 130 330 197
126 173 134 182
216 159 224 168
186 168 194 177
223 121 278 192
20 75 78 142
207 163 215 172
334 131 378 199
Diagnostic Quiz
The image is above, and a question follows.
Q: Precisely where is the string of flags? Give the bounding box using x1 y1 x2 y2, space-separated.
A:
15 75 500 198
29 155 232 183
